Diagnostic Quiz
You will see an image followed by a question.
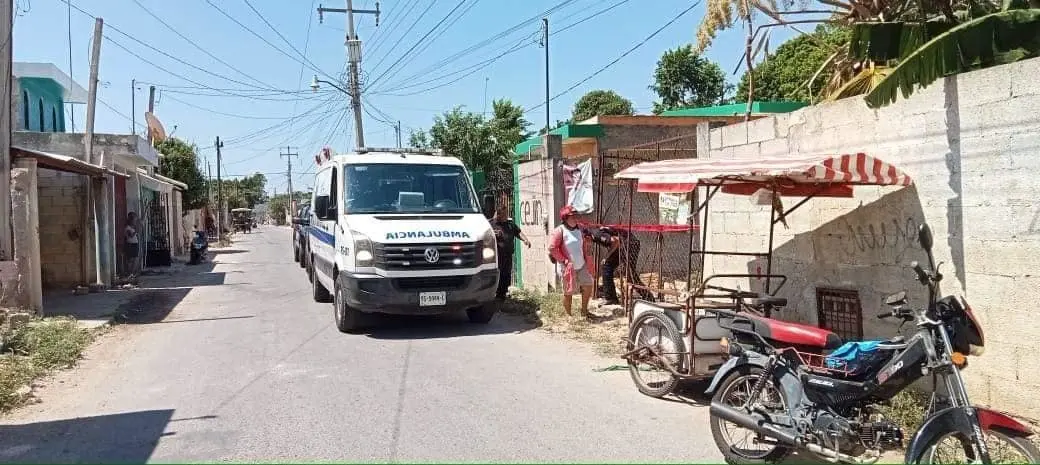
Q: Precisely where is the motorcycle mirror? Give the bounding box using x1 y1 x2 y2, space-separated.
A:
884 290 908 306
918 223 933 250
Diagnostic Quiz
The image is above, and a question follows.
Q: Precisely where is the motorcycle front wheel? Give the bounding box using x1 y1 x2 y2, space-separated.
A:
709 366 793 464
920 427 1040 464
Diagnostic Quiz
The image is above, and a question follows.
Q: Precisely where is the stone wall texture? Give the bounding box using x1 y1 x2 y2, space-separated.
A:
701 57 1040 419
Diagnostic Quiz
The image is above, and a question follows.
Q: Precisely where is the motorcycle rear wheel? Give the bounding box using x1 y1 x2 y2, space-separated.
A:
627 310 684 398
919 427 1040 464
709 366 793 464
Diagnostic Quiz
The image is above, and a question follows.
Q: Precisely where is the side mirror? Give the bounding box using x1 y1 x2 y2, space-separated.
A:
291 218 309 226
918 224 933 251
313 196 330 220
884 290 907 306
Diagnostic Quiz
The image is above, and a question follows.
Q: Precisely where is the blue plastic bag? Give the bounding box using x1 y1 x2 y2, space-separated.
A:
825 340 883 373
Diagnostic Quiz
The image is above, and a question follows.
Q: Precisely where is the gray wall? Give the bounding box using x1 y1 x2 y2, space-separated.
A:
701 57 1040 419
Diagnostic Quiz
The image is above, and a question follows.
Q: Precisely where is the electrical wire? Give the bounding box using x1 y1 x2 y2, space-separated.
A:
161 93 309 120
376 0 582 91
128 0 276 90
65 0 285 92
241 0 329 79
365 0 439 78
202 0 337 81
523 1 701 115
367 0 478 88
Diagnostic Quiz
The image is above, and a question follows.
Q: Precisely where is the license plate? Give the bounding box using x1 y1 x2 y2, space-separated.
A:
419 292 447 307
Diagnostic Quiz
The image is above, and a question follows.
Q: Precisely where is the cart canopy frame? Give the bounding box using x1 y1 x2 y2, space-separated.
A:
614 152 915 300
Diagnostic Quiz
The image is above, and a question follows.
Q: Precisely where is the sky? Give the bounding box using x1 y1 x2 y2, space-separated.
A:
13 0 796 196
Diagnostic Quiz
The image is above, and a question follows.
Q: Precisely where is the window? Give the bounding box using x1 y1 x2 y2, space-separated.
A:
51 106 58 132
342 163 480 214
38 98 45 131
21 91 29 130
816 288 863 341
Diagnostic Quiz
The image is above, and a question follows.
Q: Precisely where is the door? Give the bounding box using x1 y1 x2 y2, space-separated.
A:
145 192 172 267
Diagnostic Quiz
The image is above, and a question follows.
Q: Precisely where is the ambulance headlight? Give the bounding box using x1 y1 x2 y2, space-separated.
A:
352 231 374 266
481 229 496 264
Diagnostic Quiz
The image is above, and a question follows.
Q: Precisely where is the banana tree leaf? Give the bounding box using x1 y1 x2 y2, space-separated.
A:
865 8 1040 108
825 65 893 100
850 22 906 60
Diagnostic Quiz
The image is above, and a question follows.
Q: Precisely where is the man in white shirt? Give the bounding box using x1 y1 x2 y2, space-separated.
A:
124 211 141 279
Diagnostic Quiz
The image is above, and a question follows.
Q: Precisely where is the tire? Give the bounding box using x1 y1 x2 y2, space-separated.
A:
312 267 333 303
709 366 792 465
918 426 1040 464
293 244 300 263
627 310 685 398
466 305 496 324
298 247 306 268
334 277 364 333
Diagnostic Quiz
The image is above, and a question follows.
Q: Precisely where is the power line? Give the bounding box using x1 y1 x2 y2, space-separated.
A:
65 0 283 92
365 0 439 78
363 0 411 52
287 0 319 139
161 93 308 120
128 0 276 90
241 0 329 78
377 0 582 90
367 0 477 88
524 1 701 115
202 0 337 81
365 0 424 63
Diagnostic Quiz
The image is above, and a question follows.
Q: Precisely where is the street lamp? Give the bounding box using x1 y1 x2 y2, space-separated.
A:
310 75 351 96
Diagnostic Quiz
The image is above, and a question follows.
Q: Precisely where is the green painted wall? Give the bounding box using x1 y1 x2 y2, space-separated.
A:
18 77 66 132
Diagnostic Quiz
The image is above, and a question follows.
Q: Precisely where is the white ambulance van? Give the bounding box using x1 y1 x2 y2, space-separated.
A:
306 147 499 333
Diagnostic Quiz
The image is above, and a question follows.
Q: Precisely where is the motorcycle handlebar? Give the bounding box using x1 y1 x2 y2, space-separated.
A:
911 261 930 285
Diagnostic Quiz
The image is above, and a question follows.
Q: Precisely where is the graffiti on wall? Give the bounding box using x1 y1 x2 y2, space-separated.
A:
841 216 921 255
520 199 544 227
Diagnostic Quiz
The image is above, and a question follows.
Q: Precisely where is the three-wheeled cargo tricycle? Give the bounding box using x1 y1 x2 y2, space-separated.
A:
231 208 254 234
613 152 915 398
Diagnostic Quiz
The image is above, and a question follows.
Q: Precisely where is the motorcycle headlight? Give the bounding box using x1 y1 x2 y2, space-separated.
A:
353 231 374 266
481 229 496 264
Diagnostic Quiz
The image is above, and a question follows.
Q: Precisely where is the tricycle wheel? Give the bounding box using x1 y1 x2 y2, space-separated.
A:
627 310 685 398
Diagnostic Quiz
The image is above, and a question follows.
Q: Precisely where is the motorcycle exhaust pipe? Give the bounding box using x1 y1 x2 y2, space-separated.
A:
710 402 801 446
710 402 882 465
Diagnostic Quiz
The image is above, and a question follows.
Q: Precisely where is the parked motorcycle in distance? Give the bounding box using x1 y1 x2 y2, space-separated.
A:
705 223 1039 464
189 230 208 265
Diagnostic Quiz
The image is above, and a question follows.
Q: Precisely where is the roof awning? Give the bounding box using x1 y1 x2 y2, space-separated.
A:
12 146 129 178
614 152 913 196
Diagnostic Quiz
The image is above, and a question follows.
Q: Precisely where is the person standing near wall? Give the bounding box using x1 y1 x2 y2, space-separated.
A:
490 205 530 300
548 206 594 318
585 226 654 305
124 211 141 281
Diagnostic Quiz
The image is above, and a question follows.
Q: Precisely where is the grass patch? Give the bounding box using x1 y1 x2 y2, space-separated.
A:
878 388 930 434
501 288 628 356
0 316 95 413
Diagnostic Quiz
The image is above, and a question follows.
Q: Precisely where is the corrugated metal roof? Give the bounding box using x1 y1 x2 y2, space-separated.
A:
12 146 129 178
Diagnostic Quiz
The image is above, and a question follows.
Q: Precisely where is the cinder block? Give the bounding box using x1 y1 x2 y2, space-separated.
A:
1010 58 1040 97
757 138 789 157
719 124 749 148
955 64 1013 108
745 116 777 145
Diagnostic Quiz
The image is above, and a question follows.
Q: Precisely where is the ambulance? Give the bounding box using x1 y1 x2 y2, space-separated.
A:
306 147 499 333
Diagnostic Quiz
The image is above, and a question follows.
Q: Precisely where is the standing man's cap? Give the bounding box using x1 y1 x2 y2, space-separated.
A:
559 205 576 220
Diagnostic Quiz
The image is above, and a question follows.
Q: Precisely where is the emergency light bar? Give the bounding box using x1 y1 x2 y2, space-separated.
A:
356 147 444 156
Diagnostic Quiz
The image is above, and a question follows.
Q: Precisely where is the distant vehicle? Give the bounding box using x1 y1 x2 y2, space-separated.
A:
292 203 311 268
231 208 253 233
306 147 499 333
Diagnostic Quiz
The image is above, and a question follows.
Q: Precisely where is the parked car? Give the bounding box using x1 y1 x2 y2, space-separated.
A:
292 203 310 267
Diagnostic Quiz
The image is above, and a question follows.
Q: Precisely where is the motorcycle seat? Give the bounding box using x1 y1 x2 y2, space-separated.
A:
745 315 843 350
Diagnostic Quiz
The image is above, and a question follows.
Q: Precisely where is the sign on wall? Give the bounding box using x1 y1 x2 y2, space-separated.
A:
659 193 690 225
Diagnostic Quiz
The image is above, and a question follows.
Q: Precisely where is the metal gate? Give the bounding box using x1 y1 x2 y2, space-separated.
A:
145 193 172 267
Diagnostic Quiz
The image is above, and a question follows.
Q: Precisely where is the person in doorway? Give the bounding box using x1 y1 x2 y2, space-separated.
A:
124 212 141 279
548 206 594 318
490 205 531 300
585 226 654 305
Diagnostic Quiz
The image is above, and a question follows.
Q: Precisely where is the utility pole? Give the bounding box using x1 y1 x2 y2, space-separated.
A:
541 17 550 135
215 137 224 239
318 1 380 148
281 146 299 213
206 160 213 206
394 121 402 147
0 0 13 259
146 85 156 145
130 79 136 135
85 17 109 288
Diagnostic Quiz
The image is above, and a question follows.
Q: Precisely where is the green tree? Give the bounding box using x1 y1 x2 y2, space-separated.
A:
537 119 571 136
155 137 208 210
650 45 731 113
735 25 851 103
571 89 635 122
408 130 431 148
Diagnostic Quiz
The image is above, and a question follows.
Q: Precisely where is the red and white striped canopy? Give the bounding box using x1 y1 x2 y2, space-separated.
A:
614 153 914 194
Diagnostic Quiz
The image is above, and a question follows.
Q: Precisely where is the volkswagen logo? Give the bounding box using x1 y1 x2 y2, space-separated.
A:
424 247 440 263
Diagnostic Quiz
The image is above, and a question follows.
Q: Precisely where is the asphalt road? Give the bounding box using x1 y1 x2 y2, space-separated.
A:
0 226 727 463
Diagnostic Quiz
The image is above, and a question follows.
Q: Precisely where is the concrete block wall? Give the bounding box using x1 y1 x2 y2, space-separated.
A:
702 57 1040 419
516 159 554 292
36 168 85 288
